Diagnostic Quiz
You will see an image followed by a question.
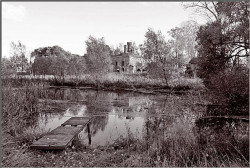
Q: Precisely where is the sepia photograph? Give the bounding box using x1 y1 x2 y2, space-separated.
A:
1 1 249 167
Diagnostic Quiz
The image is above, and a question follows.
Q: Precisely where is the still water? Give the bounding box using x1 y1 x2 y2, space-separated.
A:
35 87 248 148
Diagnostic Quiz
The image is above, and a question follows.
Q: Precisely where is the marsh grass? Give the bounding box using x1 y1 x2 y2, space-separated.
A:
1 80 51 167
111 114 249 167
2 85 40 135
50 73 204 93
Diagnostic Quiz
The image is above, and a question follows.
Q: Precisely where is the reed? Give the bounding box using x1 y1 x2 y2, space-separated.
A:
50 73 204 92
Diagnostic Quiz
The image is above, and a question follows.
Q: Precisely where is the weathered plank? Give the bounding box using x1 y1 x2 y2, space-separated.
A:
61 117 91 126
31 134 75 150
49 126 83 135
30 126 82 150
30 117 92 150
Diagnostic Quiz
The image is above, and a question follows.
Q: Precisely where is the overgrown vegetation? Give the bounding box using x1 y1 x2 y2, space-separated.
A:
1 1 249 167
2 113 248 167
207 67 249 110
1 80 46 135
193 1 249 110
111 116 249 167
1 80 50 166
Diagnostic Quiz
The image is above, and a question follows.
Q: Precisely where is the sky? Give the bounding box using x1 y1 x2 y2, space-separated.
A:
2 1 207 58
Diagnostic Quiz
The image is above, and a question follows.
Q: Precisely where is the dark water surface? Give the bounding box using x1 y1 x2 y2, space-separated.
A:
34 88 249 149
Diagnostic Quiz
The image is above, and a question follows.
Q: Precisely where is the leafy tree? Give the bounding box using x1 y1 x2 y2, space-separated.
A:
9 41 29 74
196 21 228 80
193 1 249 108
31 45 72 58
142 28 174 85
168 20 199 66
67 55 86 85
31 45 73 78
196 1 249 80
32 56 52 77
85 36 112 74
216 1 249 65
1 57 16 76
49 56 69 84
141 28 160 62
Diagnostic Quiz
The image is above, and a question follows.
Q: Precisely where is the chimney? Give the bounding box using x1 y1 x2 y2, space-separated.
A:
127 42 132 53
124 45 127 53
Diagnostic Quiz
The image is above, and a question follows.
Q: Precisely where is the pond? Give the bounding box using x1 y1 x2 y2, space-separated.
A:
34 87 249 154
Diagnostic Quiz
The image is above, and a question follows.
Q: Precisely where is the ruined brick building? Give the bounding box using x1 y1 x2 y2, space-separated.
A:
111 42 144 73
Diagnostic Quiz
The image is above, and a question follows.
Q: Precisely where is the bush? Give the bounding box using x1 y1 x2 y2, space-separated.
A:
206 66 249 110
185 64 194 77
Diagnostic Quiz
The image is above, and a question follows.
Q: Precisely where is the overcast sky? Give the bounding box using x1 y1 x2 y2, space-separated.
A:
2 1 206 58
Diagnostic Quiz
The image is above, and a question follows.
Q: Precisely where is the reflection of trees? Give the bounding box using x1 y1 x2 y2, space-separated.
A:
85 116 109 136
83 91 114 135
64 89 86 101
37 113 64 126
66 105 86 116
85 91 114 114
39 88 65 100
113 94 154 120
39 88 88 102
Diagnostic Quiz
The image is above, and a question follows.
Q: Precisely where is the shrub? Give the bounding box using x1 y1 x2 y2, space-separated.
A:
207 66 249 110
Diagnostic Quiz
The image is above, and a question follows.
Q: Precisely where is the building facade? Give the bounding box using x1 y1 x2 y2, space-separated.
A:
111 42 144 73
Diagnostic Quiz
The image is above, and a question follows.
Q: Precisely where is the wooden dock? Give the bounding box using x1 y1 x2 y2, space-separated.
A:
30 117 92 150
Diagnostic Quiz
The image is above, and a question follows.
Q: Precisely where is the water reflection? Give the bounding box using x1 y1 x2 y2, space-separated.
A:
37 88 159 146
35 87 248 151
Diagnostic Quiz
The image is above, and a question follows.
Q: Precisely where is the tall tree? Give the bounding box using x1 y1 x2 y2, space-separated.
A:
183 1 219 22
67 55 86 85
184 1 249 65
31 45 73 77
141 28 159 62
9 41 28 73
142 28 174 85
196 1 249 80
85 36 112 73
217 1 249 65
168 20 199 67
49 56 69 84
32 56 52 77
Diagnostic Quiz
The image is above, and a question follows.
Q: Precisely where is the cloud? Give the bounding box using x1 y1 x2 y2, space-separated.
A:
3 3 26 22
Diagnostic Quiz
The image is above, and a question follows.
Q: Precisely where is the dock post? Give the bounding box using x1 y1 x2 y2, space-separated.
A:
87 123 91 145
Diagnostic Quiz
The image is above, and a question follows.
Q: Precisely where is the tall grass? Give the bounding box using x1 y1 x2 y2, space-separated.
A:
50 73 205 92
114 115 249 167
1 78 47 137
1 80 50 166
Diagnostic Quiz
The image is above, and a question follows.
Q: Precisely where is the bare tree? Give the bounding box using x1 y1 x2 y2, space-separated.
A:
182 1 219 22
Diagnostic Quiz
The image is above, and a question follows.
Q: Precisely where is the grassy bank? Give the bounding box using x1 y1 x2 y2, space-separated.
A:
1 76 248 167
49 73 205 93
2 114 249 167
3 73 204 93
